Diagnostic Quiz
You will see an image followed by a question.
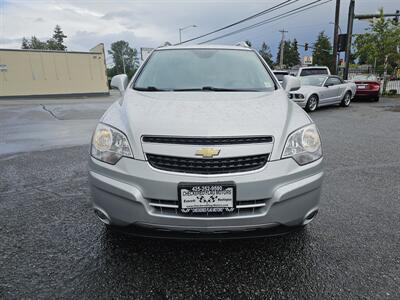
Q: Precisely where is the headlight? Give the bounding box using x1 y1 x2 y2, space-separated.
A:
91 123 133 164
282 124 322 165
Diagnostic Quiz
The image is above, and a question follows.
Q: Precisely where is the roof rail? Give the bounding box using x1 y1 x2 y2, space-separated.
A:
235 41 251 48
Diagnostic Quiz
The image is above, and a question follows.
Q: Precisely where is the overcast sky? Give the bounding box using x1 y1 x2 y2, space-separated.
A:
0 0 398 64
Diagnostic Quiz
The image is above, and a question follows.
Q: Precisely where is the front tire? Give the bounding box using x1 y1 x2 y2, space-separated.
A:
340 92 351 107
305 95 318 112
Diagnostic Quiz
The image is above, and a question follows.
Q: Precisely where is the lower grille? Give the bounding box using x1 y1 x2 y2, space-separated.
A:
149 198 268 217
146 153 269 174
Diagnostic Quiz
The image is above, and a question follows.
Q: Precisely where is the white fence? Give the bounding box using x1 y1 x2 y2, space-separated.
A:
386 80 400 94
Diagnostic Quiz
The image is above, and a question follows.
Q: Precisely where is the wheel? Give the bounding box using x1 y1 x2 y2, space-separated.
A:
305 94 318 112
340 92 351 107
373 96 380 102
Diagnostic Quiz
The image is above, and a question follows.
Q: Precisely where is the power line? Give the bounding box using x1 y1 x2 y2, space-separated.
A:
176 0 300 45
199 0 332 44
200 0 331 44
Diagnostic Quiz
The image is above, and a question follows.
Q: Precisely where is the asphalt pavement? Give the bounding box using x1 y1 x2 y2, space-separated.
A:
0 92 119 156
0 97 399 299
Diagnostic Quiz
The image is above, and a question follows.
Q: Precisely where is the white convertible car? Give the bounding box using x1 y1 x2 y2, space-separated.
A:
289 75 356 112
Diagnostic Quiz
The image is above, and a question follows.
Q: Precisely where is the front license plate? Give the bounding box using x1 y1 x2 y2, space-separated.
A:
178 183 236 214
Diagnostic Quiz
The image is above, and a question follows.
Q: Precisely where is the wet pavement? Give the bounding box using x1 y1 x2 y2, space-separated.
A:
0 97 399 299
0 92 118 155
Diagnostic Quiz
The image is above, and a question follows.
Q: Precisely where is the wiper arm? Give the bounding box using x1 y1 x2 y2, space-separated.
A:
201 86 264 92
172 88 203 91
172 86 264 92
134 86 170 91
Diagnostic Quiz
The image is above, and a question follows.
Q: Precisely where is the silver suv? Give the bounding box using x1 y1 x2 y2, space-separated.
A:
89 45 324 235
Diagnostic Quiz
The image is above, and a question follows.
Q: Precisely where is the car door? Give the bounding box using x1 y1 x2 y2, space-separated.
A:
330 77 346 102
320 77 340 104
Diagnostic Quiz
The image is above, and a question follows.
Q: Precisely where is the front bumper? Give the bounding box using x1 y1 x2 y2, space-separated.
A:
89 156 323 233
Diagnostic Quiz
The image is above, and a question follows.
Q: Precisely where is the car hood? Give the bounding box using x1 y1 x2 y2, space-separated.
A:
102 88 311 160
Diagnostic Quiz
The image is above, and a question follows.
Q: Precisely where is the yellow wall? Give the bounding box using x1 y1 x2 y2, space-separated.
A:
0 44 109 97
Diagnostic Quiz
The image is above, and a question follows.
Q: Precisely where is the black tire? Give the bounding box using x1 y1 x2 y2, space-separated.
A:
305 94 318 112
340 92 351 107
373 96 380 102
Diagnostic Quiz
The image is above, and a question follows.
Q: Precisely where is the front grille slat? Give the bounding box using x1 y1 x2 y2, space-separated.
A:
148 198 269 217
146 153 269 174
143 136 273 145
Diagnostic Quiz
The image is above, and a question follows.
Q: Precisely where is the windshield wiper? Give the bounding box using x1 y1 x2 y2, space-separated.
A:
134 86 170 91
172 86 265 92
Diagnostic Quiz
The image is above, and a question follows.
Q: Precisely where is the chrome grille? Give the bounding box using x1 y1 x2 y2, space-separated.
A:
149 198 268 217
146 153 269 174
142 136 273 145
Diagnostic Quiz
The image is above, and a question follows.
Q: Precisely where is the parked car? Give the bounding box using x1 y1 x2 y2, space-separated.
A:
352 74 381 102
273 70 290 84
290 75 356 112
88 44 324 236
296 66 331 77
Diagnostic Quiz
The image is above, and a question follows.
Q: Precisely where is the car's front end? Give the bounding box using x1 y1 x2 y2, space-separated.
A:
88 45 324 236
288 90 308 108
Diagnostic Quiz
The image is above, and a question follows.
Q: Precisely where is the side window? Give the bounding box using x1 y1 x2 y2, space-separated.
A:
331 78 342 85
325 78 335 86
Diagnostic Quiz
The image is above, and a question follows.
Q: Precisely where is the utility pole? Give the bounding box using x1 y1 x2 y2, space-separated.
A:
344 0 355 80
279 29 288 69
179 25 197 44
332 0 341 75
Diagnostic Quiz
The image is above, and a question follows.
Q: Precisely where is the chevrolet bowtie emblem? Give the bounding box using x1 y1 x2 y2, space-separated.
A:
195 148 221 158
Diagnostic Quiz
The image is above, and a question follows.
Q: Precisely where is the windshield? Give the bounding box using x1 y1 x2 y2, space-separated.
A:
353 75 378 81
299 75 327 86
133 49 276 91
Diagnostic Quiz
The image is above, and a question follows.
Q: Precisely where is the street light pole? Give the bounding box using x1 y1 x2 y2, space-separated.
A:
344 0 355 80
179 25 197 43
332 0 341 75
279 29 288 69
330 21 342 74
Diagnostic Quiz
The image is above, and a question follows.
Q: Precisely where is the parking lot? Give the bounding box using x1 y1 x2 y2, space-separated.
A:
1 96 399 299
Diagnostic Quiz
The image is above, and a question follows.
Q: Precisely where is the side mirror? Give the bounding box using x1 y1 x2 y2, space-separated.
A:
324 83 333 87
282 75 301 92
110 74 128 93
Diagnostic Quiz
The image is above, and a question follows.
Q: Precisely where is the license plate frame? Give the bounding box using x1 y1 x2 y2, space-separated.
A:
178 182 236 214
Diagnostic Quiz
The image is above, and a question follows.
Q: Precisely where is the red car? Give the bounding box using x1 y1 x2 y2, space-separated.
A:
352 74 381 101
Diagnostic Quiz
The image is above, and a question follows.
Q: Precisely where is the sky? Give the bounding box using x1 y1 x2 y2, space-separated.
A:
0 0 399 65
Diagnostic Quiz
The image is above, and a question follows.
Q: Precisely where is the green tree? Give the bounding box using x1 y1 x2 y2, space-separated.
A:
46 25 67 50
312 31 333 71
259 42 273 67
276 40 300 68
108 40 138 78
30 36 47 49
52 25 67 50
354 8 400 75
21 25 67 50
21 37 30 49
